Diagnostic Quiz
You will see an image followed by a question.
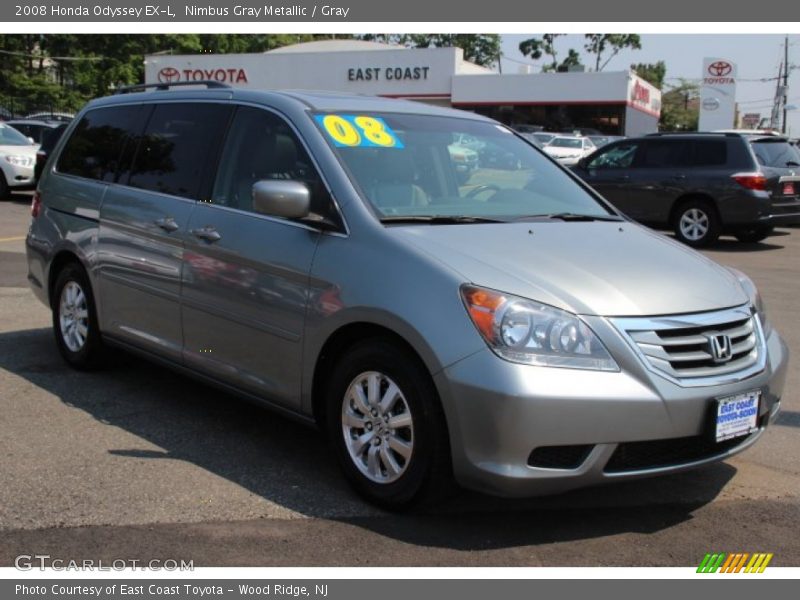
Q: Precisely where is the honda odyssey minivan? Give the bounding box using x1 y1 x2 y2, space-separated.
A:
27 83 789 508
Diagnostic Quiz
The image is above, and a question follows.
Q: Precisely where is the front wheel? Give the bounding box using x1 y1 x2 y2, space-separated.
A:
325 339 452 510
673 200 721 247
52 263 104 369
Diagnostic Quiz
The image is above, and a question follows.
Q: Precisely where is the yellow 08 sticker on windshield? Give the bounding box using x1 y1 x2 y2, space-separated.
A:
315 114 404 149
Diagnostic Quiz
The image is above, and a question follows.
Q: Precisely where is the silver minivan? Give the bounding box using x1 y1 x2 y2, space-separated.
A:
26 84 789 508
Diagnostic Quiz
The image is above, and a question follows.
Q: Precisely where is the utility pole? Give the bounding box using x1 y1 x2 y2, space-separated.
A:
783 35 789 134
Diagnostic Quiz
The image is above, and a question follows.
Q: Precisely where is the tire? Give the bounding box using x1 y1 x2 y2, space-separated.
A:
0 172 9 200
735 226 774 243
672 199 721 247
324 339 453 510
52 263 104 370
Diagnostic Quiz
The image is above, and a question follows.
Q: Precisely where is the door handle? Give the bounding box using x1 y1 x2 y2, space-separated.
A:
672 175 686 181
154 217 179 232
611 175 630 182
191 226 222 243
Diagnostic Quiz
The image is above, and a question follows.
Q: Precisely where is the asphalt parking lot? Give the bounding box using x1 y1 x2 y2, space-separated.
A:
0 192 798 567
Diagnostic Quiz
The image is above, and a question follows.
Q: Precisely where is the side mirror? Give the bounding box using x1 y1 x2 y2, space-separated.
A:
577 157 588 169
252 180 310 219
27 137 35 145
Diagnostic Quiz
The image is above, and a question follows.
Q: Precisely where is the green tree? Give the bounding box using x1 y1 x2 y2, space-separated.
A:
518 34 563 72
0 34 354 114
557 49 582 72
660 80 699 131
358 34 501 67
632 61 667 89
584 34 641 71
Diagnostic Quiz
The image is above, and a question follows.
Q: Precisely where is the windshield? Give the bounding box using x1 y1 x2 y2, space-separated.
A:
314 112 611 220
0 124 32 146
549 138 583 149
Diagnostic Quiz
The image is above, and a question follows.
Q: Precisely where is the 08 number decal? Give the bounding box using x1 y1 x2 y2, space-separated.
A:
316 114 404 149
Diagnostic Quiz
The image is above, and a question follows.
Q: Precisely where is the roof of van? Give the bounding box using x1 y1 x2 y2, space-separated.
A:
86 85 493 122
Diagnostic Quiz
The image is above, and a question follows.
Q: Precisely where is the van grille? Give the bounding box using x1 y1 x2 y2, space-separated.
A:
613 306 765 384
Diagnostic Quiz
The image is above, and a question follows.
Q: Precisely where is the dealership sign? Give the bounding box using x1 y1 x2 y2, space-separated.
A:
699 57 737 131
741 113 761 128
627 77 661 116
157 66 248 84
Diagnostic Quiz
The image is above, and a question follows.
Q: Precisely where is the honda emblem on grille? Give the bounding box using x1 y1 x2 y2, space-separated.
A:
706 333 733 363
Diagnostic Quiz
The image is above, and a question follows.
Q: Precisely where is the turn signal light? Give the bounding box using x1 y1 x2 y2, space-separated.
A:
732 173 767 191
461 285 506 342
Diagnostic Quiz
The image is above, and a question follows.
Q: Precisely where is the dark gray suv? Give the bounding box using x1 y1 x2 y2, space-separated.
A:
572 132 800 246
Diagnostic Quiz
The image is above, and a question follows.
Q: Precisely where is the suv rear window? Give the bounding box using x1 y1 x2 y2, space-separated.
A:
750 139 800 168
57 105 142 182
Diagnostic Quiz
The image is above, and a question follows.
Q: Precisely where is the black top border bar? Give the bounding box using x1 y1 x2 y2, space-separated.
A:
2 1 795 22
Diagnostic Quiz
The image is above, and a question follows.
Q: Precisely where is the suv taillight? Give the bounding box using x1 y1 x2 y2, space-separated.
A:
732 172 768 191
31 191 42 218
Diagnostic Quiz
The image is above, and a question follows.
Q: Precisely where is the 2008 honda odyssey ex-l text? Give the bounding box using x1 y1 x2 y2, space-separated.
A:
26 83 789 508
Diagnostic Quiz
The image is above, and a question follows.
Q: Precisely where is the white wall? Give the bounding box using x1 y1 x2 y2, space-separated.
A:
145 47 466 98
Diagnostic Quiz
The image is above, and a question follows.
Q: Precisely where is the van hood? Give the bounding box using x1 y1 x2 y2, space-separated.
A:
391 221 748 317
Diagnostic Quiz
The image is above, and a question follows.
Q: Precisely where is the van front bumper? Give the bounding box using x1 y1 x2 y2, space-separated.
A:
434 328 788 498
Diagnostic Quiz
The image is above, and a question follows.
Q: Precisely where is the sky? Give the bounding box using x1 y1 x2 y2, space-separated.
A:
499 34 800 134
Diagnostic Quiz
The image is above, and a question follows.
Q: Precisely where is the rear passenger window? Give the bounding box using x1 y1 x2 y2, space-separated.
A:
127 103 231 200
211 106 339 225
689 141 727 166
57 105 142 182
640 140 692 168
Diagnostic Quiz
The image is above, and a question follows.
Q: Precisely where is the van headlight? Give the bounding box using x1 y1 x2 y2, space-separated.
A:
726 268 772 338
461 285 619 371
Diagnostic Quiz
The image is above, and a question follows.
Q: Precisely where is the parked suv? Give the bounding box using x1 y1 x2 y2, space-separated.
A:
572 132 800 246
27 85 788 508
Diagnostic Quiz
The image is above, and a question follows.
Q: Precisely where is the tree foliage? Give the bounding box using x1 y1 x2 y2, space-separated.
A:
660 80 700 131
631 61 667 89
0 34 350 113
584 34 641 71
518 34 564 72
358 34 501 67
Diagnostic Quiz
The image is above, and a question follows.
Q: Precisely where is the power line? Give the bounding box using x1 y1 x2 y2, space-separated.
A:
0 49 103 62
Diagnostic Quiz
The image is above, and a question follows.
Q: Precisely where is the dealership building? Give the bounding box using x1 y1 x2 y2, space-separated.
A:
144 40 661 136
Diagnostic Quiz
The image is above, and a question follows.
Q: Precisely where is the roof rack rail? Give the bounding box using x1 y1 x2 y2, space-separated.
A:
645 131 739 137
114 81 232 95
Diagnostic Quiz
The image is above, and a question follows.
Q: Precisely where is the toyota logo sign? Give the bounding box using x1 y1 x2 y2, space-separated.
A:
708 61 733 77
157 67 181 84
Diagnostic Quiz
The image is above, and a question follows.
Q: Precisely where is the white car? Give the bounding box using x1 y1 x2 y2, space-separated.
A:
0 123 37 198
543 135 596 166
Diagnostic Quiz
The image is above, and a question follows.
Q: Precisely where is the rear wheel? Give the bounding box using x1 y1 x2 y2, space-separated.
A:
325 339 452 510
52 263 104 369
673 200 721 247
735 226 774 243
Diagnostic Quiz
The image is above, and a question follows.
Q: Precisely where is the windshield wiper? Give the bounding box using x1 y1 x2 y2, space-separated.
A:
379 215 506 224
514 212 623 222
